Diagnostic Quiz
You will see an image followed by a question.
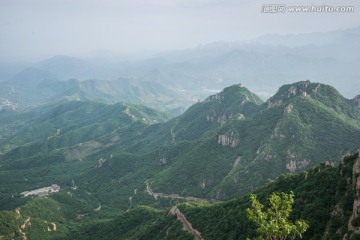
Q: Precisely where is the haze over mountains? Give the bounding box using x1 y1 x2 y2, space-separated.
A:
1 27 359 112
0 26 360 239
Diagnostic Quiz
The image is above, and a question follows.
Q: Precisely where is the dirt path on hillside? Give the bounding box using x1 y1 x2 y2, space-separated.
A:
170 206 204 240
145 182 212 239
145 182 214 202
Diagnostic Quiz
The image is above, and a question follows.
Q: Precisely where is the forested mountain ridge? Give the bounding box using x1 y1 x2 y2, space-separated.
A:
0 81 359 239
267 80 360 118
77 150 360 240
0 100 171 210
1 81 359 201
148 80 360 198
1 150 359 240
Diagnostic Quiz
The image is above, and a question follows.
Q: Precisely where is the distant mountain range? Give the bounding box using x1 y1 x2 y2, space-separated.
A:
0 69 193 115
0 26 359 104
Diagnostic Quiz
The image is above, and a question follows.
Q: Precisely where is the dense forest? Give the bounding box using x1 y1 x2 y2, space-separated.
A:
0 80 359 239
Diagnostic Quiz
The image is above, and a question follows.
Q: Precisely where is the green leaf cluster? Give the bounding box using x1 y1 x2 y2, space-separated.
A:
246 192 309 240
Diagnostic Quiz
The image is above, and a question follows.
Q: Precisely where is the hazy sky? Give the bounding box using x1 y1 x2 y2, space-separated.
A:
1 0 359 61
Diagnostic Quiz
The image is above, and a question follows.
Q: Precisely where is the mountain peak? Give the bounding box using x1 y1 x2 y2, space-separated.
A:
266 81 360 119
170 84 263 141
203 83 262 105
266 80 341 108
41 55 83 63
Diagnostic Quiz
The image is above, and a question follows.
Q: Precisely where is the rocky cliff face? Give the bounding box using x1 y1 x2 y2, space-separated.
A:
324 151 360 239
265 80 344 111
353 95 360 108
217 131 239 147
347 152 360 235
267 81 313 108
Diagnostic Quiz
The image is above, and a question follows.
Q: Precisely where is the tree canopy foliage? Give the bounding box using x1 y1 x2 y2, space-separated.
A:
246 192 309 240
